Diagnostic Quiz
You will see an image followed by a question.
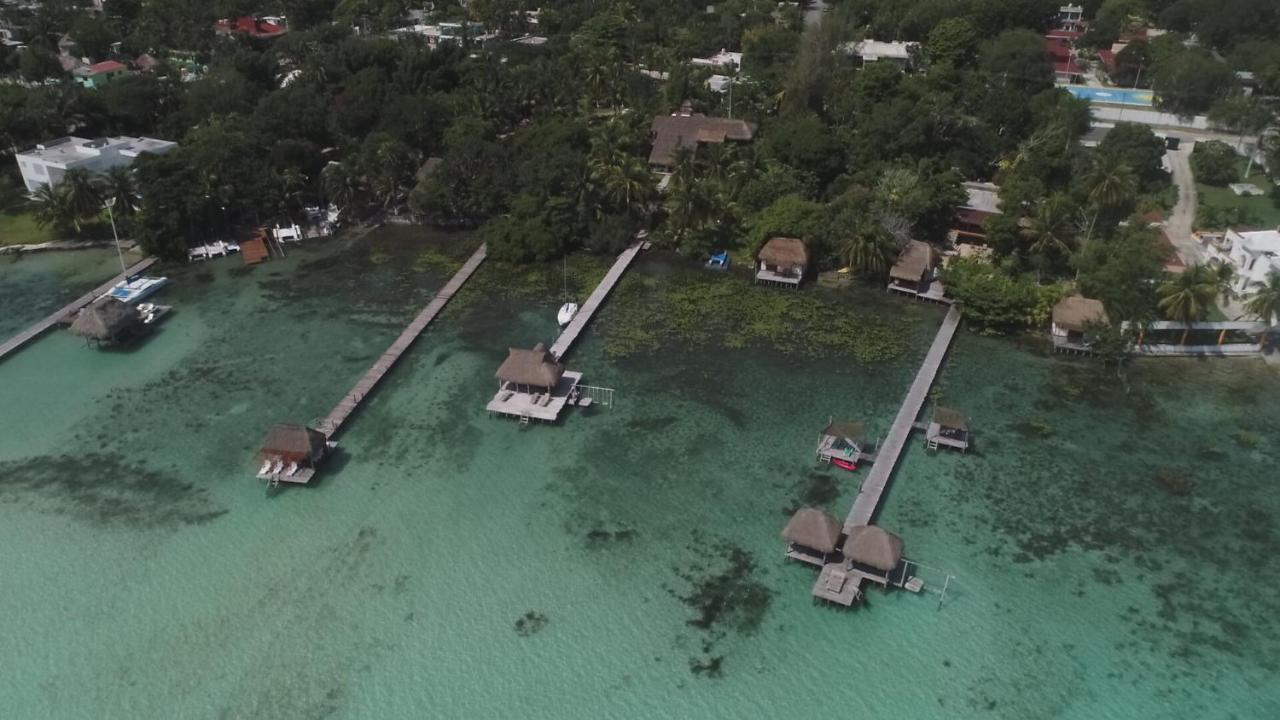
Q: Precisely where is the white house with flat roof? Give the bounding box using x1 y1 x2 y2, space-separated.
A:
15 136 177 193
841 40 917 69
1222 228 1280 295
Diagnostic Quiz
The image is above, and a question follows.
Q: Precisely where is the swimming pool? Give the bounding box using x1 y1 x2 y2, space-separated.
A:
1060 84 1155 106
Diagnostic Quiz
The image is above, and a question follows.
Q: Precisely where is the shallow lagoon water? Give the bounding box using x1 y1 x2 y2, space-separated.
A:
1 230 1277 719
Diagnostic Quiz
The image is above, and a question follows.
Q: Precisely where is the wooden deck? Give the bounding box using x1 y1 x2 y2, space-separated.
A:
486 371 583 423
0 257 158 363
844 305 962 532
548 242 643 361
315 244 487 437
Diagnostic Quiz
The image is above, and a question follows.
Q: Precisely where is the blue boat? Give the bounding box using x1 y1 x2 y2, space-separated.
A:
706 250 730 270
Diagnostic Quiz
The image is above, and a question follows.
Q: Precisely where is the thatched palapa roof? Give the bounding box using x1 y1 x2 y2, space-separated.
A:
495 342 564 388
821 420 865 441
259 424 327 461
70 298 141 341
781 507 842 553
1052 295 1108 332
757 237 809 269
889 240 937 282
933 406 967 431
842 525 904 572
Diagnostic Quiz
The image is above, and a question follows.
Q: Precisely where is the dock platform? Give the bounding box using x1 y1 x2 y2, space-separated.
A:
0 257 158 363
844 305 961 532
548 241 642 361
486 371 584 423
315 244 487 438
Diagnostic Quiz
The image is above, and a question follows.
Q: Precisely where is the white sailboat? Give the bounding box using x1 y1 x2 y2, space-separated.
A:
557 255 578 327
103 197 168 304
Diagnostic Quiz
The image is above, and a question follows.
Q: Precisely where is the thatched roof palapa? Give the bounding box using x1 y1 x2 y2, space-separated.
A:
495 342 564 388
843 525 904 572
781 507 842 553
757 237 809 269
933 406 967 431
1052 295 1108 332
889 240 937 282
259 424 327 463
70 298 142 342
821 420 865 442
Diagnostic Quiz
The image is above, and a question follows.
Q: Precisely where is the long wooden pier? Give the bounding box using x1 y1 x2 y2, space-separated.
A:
315 244 487 438
0 257 158 363
844 304 962 532
548 241 643 361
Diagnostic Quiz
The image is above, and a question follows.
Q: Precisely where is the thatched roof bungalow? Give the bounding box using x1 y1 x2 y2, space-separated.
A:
495 342 564 391
889 240 939 294
927 406 970 452
258 424 328 466
756 237 809 287
842 525 904 579
69 298 143 346
782 507 842 565
1051 295 1108 350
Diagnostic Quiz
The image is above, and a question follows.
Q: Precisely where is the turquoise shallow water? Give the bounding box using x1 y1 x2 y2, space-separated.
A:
0 248 130 338
1 231 1278 719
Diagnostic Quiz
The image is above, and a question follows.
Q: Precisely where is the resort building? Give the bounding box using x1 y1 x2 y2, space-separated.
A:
69 299 142 347
755 237 809 287
842 525 904 586
1051 295 1109 351
690 49 742 71
215 16 289 40
952 181 1001 243
1220 229 1280 296
841 40 917 69
487 343 586 423
72 60 127 88
815 420 869 470
1057 4 1085 31
782 507 842 567
888 240 942 299
15 136 177 193
925 406 970 452
256 424 330 486
648 104 754 169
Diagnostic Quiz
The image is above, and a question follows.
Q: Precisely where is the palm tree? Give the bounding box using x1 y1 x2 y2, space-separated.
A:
1020 195 1077 277
29 183 75 233
97 166 141 218
322 162 365 219
1245 270 1280 325
1157 263 1219 342
1211 262 1237 303
61 168 102 230
840 222 898 276
1081 154 1137 245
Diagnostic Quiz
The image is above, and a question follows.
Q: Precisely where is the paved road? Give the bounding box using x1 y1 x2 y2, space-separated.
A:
1165 145 1203 265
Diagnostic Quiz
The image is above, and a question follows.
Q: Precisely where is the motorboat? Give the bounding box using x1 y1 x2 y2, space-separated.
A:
106 276 169 304
557 302 579 327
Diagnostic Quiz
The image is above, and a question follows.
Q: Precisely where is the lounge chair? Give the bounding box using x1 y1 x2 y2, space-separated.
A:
541 393 553 407
286 462 299 476
259 459 272 475
271 459 284 474
825 570 847 593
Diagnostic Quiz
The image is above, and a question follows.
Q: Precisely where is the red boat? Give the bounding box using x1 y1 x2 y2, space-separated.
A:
831 458 858 471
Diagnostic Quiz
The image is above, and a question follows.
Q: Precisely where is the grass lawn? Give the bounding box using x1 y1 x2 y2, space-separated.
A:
1194 156 1280 229
0 210 57 246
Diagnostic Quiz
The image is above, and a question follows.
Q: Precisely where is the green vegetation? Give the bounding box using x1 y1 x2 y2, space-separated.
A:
0 208 56 246
1194 155 1280 229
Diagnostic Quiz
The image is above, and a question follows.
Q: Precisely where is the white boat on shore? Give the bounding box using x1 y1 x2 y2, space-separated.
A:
106 276 169 304
187 241 240 261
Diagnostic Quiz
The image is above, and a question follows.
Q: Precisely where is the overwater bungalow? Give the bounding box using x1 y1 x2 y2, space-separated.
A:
486 342 584 423
925 406 970 452
841 524 904 587
815 420 872 470
257 423 329 486
888 240 943 301
1051 295 1108 353
755 237 808 287
781 507 842 567
69 298 144 347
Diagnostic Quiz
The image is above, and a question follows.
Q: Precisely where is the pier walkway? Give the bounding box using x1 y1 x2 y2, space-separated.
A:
844 305 961 532
548 241 643 361
0 257 158 363
316 244 487 437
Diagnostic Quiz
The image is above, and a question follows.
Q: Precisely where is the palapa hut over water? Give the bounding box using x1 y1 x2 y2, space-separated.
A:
69 298 143 347
1051 295 1108 351
816 420 871 468
755 237 809 287
888 240 941 297
782 507 842 566
926 406 970 452
495 342 564 391
256 423 329 485
842 525 904 586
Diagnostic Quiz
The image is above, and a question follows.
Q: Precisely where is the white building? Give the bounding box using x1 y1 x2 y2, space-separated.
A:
1223 229 1280 296
1058 4 1084 30
841 40 917 69
15 136 177 193
691 49 742 71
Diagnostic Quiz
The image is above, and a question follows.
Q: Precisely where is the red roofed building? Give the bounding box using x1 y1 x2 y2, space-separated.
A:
72 60 128 88
1045 32 1084 84
215 16 289 40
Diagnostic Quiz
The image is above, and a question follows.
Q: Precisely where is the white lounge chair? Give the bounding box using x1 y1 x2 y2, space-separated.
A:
259 460 272 475
271 459 284 474
825 570 847 593
286 462 299 476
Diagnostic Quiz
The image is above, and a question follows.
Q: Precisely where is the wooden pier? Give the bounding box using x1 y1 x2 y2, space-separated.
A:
547 241 643 361
314 244 487 438
844 305 962 532
0 257 158 363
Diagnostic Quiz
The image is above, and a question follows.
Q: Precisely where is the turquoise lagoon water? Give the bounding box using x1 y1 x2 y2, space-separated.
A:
0 248 133 338
0 230 1277 719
